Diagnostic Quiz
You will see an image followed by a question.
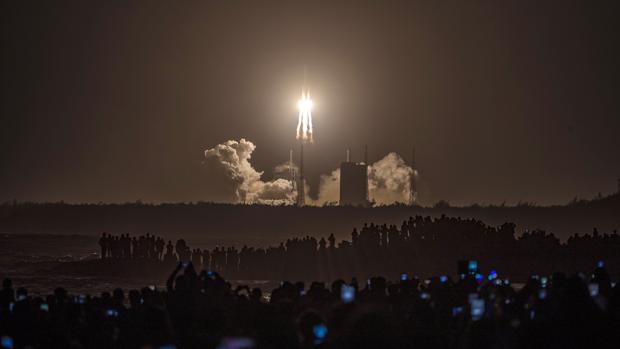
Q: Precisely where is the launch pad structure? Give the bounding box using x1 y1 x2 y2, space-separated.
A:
297 142 306 206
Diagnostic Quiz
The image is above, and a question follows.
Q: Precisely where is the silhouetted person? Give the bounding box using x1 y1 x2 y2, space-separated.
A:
99 232 108 258
0 278 14 310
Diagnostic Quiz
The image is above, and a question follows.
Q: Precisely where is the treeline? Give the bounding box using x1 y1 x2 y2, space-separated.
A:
0 193 618 244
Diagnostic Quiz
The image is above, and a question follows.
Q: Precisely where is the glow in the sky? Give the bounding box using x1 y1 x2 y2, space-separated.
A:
296 90 313 142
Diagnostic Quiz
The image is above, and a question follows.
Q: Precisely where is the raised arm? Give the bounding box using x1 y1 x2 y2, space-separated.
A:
166 262 183 292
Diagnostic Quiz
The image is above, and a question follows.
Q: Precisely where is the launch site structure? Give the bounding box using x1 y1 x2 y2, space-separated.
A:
409 147 417 205
339 147 369 207
297 143 305 206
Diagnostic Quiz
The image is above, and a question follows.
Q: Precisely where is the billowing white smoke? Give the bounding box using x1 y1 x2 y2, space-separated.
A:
203 139 414 206
273 161 298 180
312 152 414 206
203 139 296 205
367 153 414 205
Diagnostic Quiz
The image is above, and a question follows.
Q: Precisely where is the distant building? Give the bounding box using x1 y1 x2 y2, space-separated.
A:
339 162 368 206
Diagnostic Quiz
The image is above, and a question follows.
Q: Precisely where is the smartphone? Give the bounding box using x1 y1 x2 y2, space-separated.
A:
420 292 431 300
40 303 49 312
597 260 604 268
106 309 119 317
207 271 214 278
17 294 26 301
538 289 547 300
468 293 479 303
313 323 328 341
440 275 448 283
217 337 255 349
400 273 408 281
468 260 478 274
452 306 464 316
1 336 14 349
148 285 156 291
588 283 599 297
9 302 14 313
541 276 548 288
470 299 485 321
78 295 86 304
182 261 189 268
341 285 355 303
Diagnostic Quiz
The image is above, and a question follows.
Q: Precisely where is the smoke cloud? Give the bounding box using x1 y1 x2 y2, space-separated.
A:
203 139 296 205
368 152 415 205
312 152 414 206
203 139 415 206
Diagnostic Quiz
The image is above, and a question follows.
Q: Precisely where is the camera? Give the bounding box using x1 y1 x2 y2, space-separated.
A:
470 299 485 321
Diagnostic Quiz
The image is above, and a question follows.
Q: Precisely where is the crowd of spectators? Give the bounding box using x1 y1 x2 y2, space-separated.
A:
99 215 620 281
1 259 618 348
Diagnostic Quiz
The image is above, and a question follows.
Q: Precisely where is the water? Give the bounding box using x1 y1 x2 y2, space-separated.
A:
1 233 525 295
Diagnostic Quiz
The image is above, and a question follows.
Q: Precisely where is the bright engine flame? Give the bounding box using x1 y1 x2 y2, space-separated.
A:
296 90 313 142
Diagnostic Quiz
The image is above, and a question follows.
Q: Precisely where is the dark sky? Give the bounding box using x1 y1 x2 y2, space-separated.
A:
1 0 619 205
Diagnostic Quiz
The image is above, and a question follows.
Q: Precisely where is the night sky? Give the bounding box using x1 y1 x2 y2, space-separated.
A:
1 0 619 205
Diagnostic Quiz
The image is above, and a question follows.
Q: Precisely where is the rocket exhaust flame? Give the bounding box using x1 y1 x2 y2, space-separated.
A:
296 90 313 142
